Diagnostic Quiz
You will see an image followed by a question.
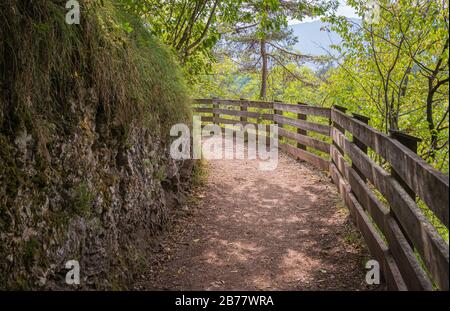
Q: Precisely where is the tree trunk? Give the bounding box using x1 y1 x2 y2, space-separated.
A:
426 78 437 159
260 38 268 100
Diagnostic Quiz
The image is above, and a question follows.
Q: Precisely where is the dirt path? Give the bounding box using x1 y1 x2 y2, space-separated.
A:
141 138 381 291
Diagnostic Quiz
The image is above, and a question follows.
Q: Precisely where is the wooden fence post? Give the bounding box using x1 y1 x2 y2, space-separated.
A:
389 130 422 199
332 105 348 156
332 105 347 130
212 97 219 124
240 98 248 142
240 98 247 124
273 100 283 147
352 113 370 181
297 102 307 150
274 100 282 125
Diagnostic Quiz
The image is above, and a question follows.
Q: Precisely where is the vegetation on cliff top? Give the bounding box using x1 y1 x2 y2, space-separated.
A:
0 0 191 144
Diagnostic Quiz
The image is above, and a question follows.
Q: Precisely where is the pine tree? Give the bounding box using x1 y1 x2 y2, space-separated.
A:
219 0 335 99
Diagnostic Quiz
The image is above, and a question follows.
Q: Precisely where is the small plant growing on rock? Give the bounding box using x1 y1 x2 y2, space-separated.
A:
72 182 94 217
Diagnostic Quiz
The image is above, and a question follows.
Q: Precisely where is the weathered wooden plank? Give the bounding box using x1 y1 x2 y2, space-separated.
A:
274 102 331 118
349 193 408 291
212 108 273 121
239 102 249 143
389 130 421 201
208 124 272 136
352 113 370 181
201 116 269 129
332 128 449 290
194 98 274 109
201 116 214 122
193 107 213 113
330 145 433 290
278 128 330 154
213 117 239 125
236 99 274 109
214 118 257 126
212 98 219 123
296 103 308 150
239 102 248 123
383 217 433 290
331 108 449 228
261 113 274 121
279 142 329 171
330 163 407 291
331 145 384 225
214 108 256 118
198 98 274 109
274 115 331 136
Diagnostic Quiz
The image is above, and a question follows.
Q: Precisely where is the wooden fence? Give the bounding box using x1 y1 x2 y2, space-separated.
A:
192 98 449 291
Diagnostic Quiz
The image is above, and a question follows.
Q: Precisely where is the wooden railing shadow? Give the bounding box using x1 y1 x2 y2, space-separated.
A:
192 98 449 291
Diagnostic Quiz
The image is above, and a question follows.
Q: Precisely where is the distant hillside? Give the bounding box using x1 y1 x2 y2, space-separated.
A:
290 18 360 56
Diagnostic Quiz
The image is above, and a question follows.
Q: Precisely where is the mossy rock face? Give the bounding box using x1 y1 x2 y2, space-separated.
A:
0 134 26 200
0 100 193 290
0 0 194 290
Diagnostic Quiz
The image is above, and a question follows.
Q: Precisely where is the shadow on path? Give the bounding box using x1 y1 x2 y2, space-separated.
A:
142 138 382 291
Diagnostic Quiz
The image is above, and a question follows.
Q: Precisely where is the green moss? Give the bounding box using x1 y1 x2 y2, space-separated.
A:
72 182 95 217
155 166 166 181
48 210 71 230
0 135 25 199
191 159 208 188
143 158 152 168
23 238 40 267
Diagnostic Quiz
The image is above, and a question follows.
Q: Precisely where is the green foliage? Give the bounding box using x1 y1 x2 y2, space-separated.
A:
418 199 449 243
72 182 95 217
323 0 449 172
154 166 166 181
220 0 335 99
192 55 325 104
119 0 243 81
193 1 448 173
119 0 335 86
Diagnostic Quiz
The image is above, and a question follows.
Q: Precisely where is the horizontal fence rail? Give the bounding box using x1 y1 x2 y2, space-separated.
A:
192 98 449 291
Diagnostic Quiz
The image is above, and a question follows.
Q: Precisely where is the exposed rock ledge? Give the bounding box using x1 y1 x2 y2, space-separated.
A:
0 88 193 290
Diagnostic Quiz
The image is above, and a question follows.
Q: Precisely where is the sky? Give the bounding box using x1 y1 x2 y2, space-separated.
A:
288 0 359 24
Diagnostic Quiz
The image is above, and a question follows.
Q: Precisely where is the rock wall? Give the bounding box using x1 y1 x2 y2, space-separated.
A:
0 87 193 289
